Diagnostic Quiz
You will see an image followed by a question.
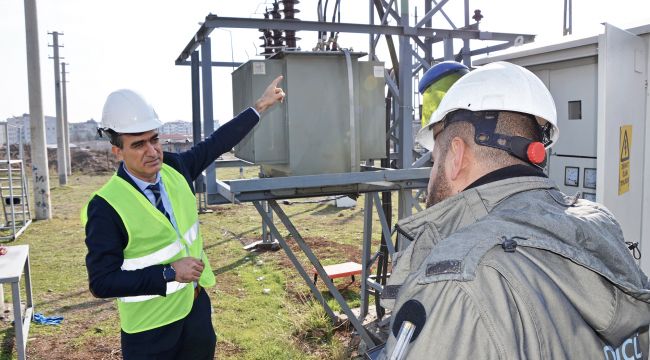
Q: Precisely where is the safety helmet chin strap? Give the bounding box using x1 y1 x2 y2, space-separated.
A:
443 110 551 169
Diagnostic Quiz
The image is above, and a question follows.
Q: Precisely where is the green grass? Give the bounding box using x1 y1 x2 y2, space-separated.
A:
0 166 405 359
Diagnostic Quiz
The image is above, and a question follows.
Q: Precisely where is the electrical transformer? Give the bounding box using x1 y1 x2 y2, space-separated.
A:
232 51 386 177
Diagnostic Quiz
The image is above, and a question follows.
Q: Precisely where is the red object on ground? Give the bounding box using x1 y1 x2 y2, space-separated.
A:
313 261 363 284
0 245 6 255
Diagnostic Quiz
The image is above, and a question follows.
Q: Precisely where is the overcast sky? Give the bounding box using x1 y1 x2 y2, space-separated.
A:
1 0 649 125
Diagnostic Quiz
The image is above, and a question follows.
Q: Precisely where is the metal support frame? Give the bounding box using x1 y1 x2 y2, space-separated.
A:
0 124 32 242
359 191 398 318
174 0 537 345
200 38 216 195
254 199 376 346
210 167 429 205
175 15 534 65
190 51 210 213
0 245 34 360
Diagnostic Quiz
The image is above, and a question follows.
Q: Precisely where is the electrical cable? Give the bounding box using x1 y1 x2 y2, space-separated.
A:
323 0 329 25
330 0 340 40
317 0 323 42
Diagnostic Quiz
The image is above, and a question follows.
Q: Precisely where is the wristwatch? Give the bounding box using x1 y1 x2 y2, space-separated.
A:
163 264 176 282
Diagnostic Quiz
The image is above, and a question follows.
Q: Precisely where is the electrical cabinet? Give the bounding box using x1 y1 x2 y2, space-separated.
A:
474 24 650 273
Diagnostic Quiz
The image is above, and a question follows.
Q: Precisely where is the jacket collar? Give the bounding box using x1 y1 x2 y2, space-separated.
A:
116 162 147 198
464 164 546 191
397 176 557 241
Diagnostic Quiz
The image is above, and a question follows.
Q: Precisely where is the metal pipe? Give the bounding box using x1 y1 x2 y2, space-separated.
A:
191 50 206 198
462 0 471 65
200 38 216 195
342 49 358 172
389 321 416 360
360 193 373 318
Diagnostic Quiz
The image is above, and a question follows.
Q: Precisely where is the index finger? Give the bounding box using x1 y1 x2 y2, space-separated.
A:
270 75 283 87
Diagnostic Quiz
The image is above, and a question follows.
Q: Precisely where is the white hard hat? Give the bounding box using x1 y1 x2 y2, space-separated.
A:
100 89 163 133
416 61 558 151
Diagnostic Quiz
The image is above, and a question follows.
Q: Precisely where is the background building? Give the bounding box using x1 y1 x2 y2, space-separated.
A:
5 114 57 145
160 120 191 136
70 119 99 142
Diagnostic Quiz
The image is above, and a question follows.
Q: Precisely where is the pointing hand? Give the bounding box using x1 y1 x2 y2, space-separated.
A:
254 75 286 114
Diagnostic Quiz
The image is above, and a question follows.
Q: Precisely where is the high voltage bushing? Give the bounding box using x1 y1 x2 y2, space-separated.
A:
270 2 284 52
280 0 301 49
258 12 274 58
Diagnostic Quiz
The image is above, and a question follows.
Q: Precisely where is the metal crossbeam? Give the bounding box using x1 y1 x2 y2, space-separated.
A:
209 168 430 205
228 168 429 193
177 60 243 67
176 16 535 63
432 0 457 29
377 0 402 24
415 0 450 29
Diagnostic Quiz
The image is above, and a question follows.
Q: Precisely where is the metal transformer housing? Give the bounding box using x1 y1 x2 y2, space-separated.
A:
233 51 386 177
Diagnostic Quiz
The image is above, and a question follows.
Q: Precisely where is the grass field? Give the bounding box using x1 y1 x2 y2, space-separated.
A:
0 166 396 360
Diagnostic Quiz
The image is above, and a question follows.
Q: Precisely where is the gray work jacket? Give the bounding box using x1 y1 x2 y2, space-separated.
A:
379 176 650 359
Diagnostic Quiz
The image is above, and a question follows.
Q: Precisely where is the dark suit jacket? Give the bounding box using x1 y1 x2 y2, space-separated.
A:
84 107 258 300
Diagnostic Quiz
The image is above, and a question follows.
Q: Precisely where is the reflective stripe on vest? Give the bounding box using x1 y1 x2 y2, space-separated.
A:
82 164 214 333
183 222 199 246
121 239 184 271
120 281 189 303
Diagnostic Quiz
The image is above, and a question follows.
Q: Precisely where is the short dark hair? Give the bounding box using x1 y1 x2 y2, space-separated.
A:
436 111 542 168
100 129 123 148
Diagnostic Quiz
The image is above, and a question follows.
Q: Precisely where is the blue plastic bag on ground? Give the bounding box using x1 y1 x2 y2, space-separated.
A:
32 312 63 325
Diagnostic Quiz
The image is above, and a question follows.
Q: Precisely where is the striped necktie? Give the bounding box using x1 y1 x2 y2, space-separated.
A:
146 183 170 222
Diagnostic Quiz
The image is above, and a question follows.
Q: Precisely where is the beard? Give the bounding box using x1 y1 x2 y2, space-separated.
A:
425 162 453 208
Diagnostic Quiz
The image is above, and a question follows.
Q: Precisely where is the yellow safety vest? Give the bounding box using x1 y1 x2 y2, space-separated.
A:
82 164 215 333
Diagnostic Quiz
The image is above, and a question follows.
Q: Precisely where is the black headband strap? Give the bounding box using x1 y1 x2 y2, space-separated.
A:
442 110 547 168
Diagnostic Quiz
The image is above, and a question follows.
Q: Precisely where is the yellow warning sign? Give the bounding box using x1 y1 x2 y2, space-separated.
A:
619 125 632 195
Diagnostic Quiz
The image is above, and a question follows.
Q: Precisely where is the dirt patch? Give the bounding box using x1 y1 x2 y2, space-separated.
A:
215 272 249 299
0 145 119 175
217 339 244 358
25 293 121 360
272 236 363 269
29 335 121 360
70 149 119 175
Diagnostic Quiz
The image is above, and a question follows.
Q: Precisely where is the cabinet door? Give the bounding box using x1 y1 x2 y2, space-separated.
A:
597 23 647 271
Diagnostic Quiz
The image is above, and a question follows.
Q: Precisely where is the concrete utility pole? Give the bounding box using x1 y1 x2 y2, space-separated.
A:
563 0 573 35
61 62 71 175
24 0 51 220
49 31 67 185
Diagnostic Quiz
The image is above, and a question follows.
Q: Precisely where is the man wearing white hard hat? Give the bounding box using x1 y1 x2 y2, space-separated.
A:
378 62 650 359
82 76 285 359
